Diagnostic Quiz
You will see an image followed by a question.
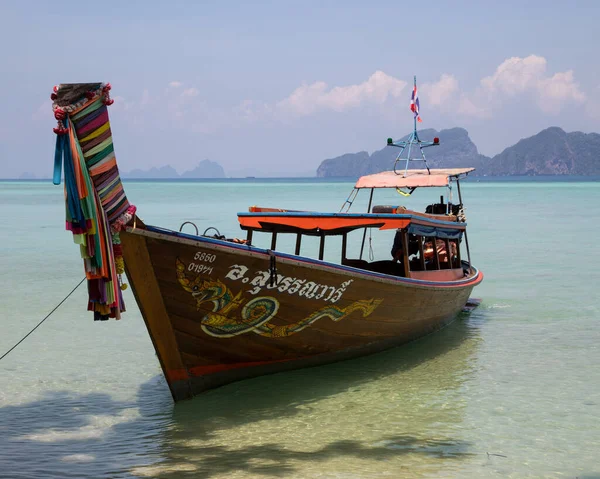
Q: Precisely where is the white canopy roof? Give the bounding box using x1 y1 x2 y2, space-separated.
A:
355 168 475 189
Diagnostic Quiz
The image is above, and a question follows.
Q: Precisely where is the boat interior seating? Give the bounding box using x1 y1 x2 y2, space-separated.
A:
342 258 406 277
371 204 461 221
425 202 463 216
371 205 406 214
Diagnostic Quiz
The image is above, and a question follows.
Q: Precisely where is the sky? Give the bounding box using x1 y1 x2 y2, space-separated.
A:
0 0 599 178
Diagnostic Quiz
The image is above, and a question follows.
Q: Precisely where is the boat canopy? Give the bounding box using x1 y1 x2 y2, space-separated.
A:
238 207 465 237
355 168 475 189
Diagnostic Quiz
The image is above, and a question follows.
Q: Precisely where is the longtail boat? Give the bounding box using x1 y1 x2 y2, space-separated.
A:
49 78 483 402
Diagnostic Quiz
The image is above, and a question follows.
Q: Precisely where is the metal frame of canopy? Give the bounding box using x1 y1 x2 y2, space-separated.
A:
336 75 476 269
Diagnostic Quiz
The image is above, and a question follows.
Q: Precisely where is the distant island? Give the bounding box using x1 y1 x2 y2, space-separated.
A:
122 159 226 179
316 127 600 177
13 160 317 180
13 127 600 180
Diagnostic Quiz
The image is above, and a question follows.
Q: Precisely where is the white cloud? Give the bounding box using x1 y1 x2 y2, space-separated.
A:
106 58 592 136
234 99 272 123
276 70 407 116
585 84 600 119
481 55 547 96
182 87 199 97
272 60 584 122
537 70 585 113
111 95 135 111
457 94 488 118
468 55 585 115
421 74 459 107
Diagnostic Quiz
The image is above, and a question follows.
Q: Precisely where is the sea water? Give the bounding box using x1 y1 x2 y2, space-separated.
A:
0 178 599 478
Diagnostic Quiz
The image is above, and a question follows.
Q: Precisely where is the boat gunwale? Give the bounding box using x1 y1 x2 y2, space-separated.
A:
127 224 483 289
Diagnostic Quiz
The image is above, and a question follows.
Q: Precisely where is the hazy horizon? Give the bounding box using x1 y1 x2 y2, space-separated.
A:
1 0 599 179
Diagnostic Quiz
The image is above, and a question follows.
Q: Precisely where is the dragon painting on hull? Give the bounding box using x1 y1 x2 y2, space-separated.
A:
176 258 383 338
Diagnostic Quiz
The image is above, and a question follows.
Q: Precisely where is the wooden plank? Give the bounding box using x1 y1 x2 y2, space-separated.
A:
120 231 190 398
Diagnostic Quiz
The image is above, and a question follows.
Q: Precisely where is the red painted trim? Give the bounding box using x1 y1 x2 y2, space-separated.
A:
166 359 298 384
188 358 294 377
166 369 190 382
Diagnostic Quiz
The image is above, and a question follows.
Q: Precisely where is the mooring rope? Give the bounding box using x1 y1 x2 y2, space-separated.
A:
0 277 86 362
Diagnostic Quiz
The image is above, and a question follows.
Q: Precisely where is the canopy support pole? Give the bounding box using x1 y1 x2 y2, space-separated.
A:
359 188 374 260
456 180 472 273
319 233 325 261
401 229 411 277
271 232 277 251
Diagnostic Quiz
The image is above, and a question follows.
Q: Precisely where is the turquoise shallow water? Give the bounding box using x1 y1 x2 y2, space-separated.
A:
0 178 599 478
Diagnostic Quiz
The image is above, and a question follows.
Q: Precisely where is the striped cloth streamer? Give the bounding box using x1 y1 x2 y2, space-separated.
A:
52 83 136 321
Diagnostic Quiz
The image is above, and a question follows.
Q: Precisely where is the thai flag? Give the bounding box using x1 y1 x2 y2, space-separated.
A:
410 85 422 123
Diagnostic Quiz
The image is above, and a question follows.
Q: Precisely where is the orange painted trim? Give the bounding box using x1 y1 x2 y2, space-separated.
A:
249 206 297 213
238 212 466 232
238 215 411 231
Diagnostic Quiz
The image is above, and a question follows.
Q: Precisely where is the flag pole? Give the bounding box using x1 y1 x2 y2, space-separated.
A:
388 74 438 178
404 75 418 176
413 75 417 139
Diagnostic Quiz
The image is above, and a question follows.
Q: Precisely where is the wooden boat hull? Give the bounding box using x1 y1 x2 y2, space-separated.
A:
121 225 483 402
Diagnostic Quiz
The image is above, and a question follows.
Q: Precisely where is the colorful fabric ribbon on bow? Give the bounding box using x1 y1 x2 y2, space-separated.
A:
52 83 135 320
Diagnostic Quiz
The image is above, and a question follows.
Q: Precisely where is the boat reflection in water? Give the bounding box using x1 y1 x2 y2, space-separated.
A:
131 311 484 478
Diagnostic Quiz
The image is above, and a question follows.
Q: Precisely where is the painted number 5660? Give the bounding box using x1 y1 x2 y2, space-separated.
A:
194 251 217 263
